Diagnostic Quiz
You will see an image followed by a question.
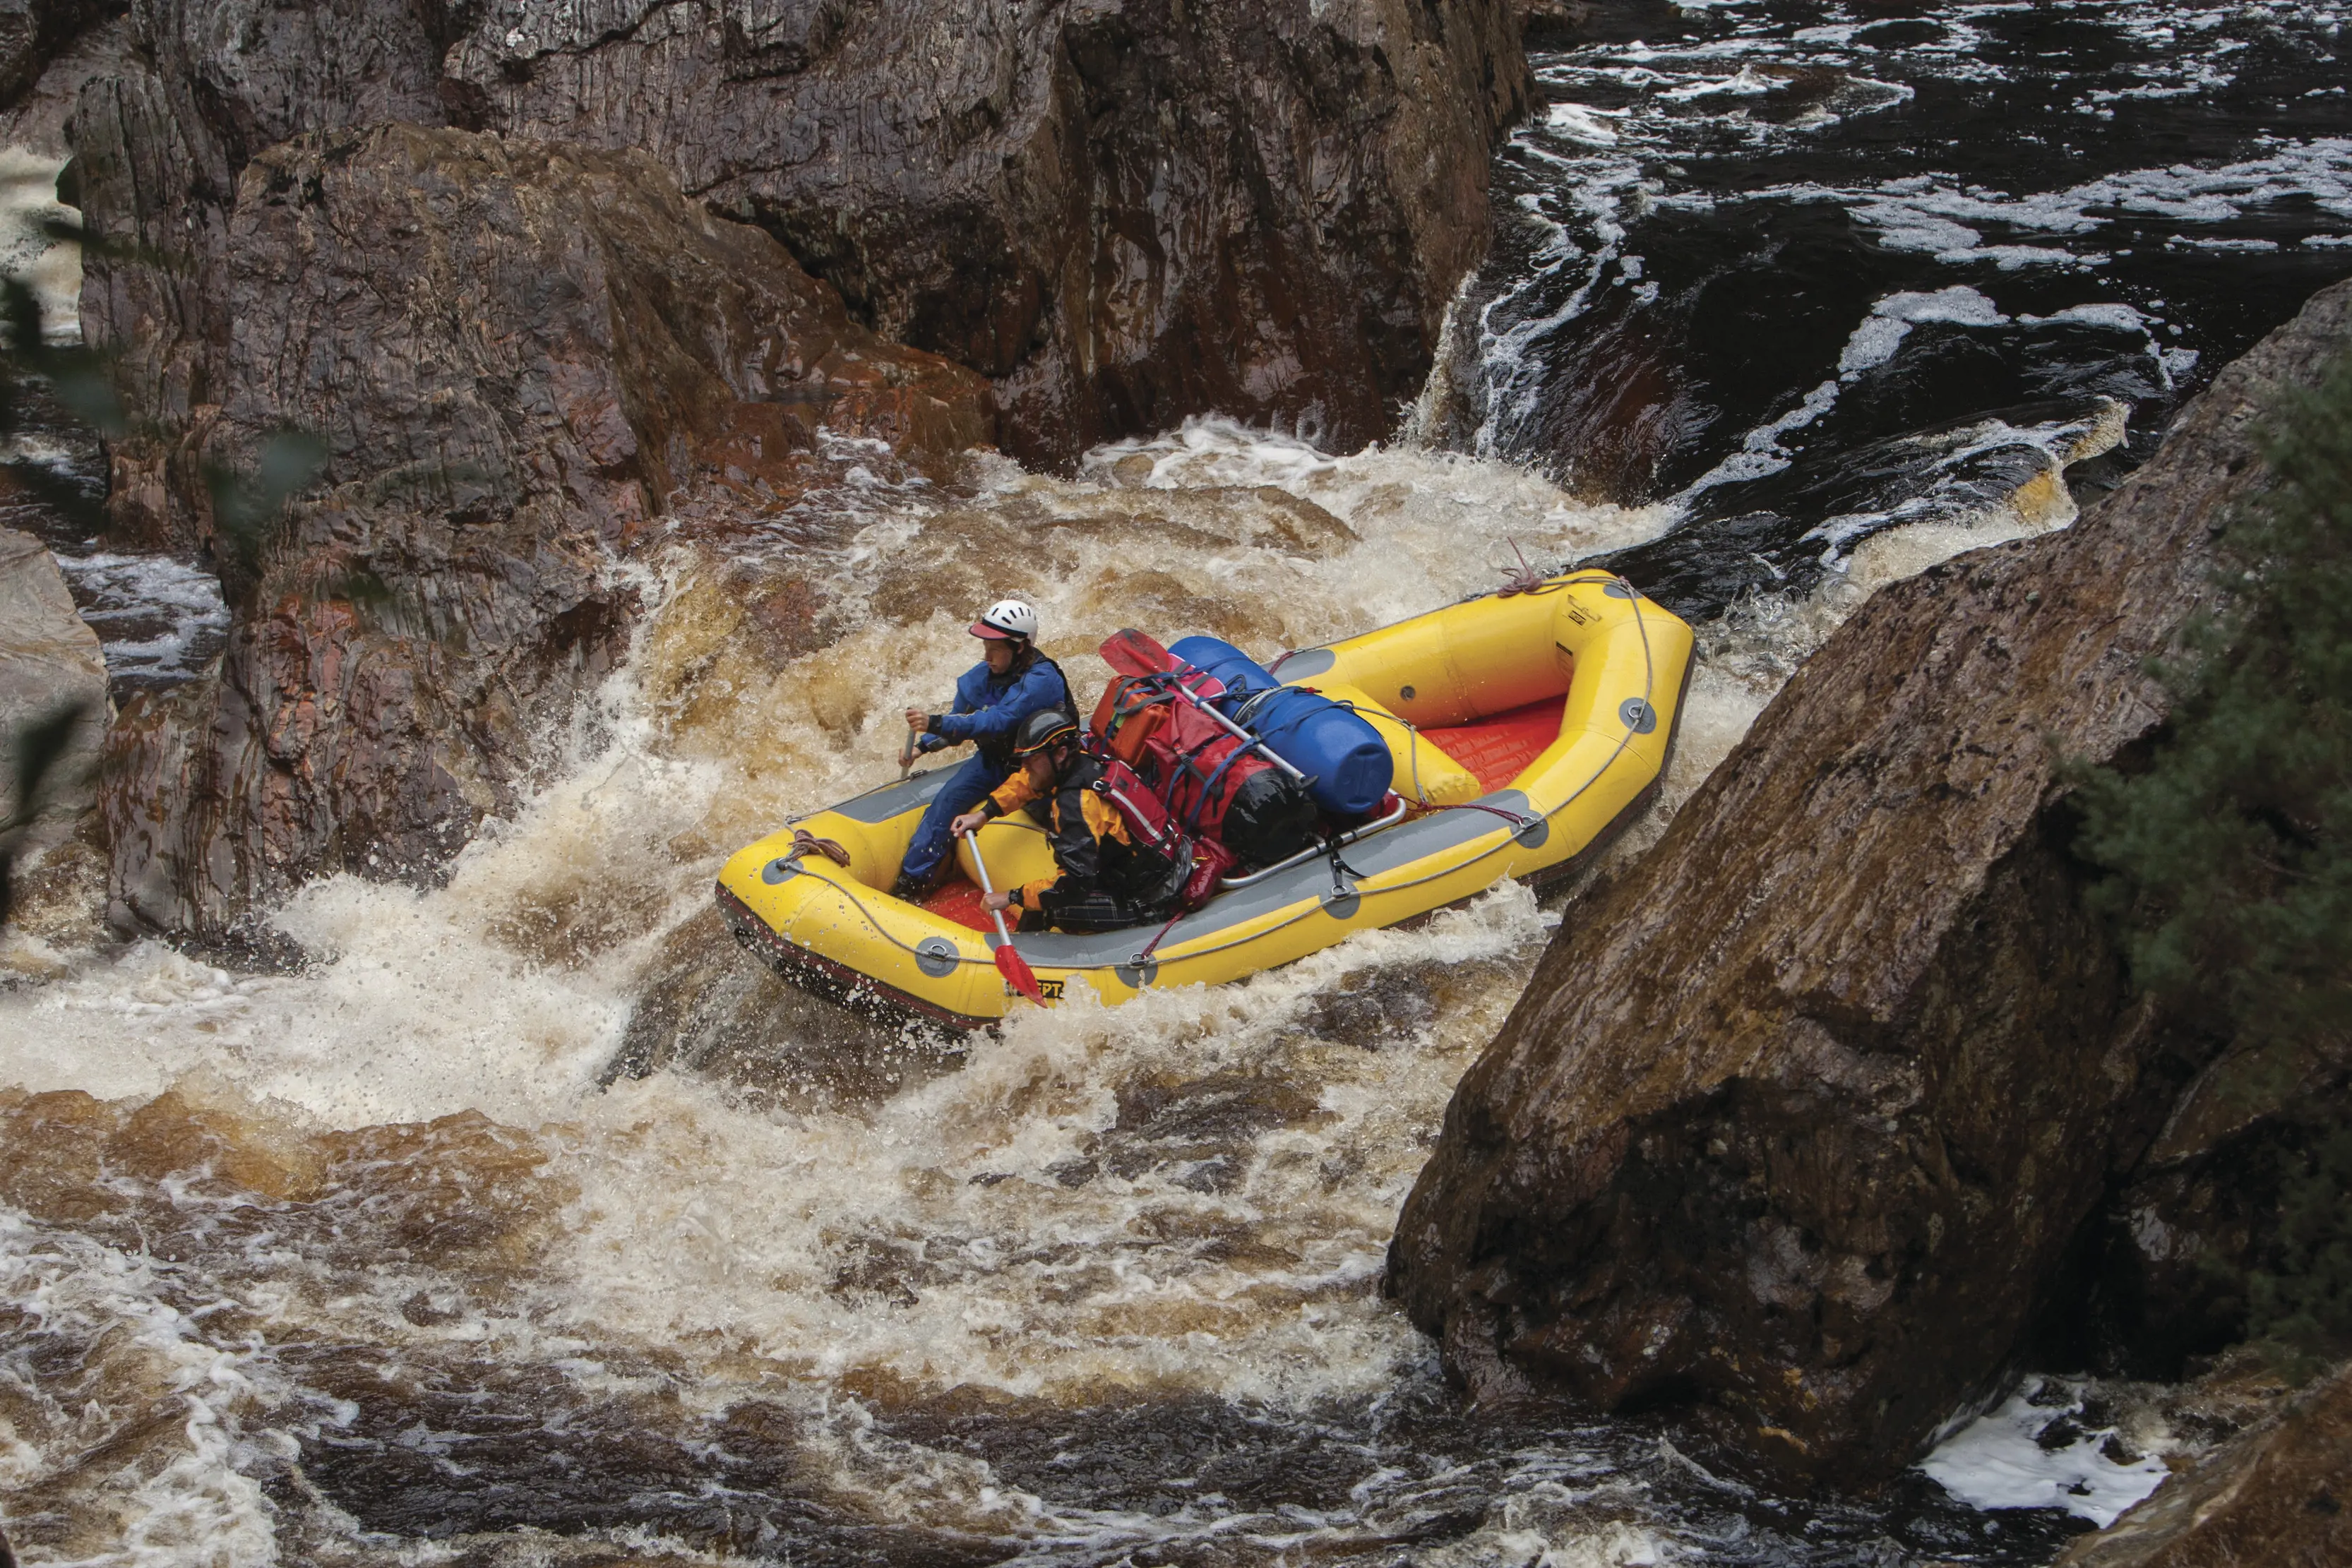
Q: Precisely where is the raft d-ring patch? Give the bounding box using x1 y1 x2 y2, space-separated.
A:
914 936 959 977
1118 955 1159 988
762 857 800 885
1620 697 1658 734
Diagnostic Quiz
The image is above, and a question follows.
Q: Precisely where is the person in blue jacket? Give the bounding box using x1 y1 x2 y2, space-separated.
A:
891 598 1074 900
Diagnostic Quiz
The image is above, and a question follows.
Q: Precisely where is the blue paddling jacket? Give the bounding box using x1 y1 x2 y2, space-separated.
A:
924 651 1073 771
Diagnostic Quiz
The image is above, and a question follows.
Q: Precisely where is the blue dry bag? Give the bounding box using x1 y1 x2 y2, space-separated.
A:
1169 636 1392 818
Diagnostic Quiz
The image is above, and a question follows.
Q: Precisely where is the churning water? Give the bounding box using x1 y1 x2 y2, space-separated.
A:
4 1 2345 1561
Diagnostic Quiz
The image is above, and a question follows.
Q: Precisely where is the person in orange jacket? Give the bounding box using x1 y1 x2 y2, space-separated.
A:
949 711 1184 933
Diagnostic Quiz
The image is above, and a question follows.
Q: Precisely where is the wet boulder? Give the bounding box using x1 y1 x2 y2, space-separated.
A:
1385 278 2352 1488
443 0 1529 467
2055 1360 2352 1567
98 124 991 938
0 526 109 938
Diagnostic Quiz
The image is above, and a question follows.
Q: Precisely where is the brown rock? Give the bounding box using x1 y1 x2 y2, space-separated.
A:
79 0 1524 477
602 902 963 1113
0 6 124 157
2087 1030 2352 1373
0 0 117 112
73 0 466 545
97 124 991 936
442 0 1529 467
2056 1361 2352 1567
1385 279 2352 1487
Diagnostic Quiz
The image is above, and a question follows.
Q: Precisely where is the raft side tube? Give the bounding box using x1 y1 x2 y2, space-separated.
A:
715 573 1695 1029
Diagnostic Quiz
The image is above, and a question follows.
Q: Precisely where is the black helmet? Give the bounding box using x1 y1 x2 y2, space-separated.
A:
1011 709 1080 759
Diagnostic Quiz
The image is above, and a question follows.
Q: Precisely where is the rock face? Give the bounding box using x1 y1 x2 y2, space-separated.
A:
2086 1037 2352 1376
73 0 473 547
78 0 1524 482
441 0 1529 467
97 124 990 936
0 0 117 110
1386 279 2352 1488
2055 1361 2352 1567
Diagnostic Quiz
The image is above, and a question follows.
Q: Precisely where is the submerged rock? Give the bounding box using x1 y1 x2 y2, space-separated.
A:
2055 1360 2352 1567
1386 279 2352 1488
95 125 990 938
607 904 963 1113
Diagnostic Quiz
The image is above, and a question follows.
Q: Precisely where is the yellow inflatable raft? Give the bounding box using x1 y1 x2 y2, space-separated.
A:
717 572 1695 1029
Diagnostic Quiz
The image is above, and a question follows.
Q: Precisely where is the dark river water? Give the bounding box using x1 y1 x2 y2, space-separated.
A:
1 4 2344 1564
1452 0 2352 613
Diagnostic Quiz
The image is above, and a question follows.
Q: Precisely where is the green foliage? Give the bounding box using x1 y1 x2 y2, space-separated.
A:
2248 1125 2352 1363
2072 349 2352 1357
204 427 330 582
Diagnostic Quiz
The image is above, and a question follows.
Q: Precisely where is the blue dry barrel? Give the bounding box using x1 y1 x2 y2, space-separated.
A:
1170 636 1393 817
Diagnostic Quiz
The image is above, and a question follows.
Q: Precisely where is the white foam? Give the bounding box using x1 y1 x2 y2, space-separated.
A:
54 551 230 684
0 1203 283 1565
1921 1378 2170 1527
2031 302 2151 333
1546 102 1625 147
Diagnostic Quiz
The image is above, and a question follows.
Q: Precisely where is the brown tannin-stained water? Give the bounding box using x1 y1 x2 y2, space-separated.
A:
9 0 2345 1556
0 425 2106 1566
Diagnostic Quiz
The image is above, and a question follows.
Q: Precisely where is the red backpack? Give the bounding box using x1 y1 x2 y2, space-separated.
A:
1084 748 1236 911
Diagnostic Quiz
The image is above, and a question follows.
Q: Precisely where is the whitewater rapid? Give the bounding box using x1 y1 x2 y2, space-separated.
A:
0 405 2148 1564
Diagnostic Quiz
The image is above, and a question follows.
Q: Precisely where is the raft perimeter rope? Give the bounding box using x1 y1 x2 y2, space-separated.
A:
1127 573 1656 969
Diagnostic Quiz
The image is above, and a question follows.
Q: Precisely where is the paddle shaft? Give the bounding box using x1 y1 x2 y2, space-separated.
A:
964 830 1016 943
963 830 1044 1002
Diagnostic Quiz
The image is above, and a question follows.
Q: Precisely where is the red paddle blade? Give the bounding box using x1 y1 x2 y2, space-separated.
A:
1098 628 1176 678
994 940 1046 1003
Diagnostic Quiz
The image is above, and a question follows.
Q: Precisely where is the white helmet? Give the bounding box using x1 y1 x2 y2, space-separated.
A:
969 598 1039 641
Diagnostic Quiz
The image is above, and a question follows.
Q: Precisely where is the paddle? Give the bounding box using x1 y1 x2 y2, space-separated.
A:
963 830 1045 1003
1097 629 1309 781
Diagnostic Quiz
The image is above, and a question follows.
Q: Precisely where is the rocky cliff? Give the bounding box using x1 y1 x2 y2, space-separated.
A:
1387 278 2352 1488
97 124 989 936
446 0 1529 467
79 0 1525 505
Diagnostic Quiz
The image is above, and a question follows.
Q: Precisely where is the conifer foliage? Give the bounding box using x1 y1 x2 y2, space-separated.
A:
2075 349 2352 1357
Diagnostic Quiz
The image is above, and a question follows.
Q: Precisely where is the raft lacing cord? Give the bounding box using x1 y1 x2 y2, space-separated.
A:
785 828 852 866
1495 538 1564 598
780 573 1653 978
